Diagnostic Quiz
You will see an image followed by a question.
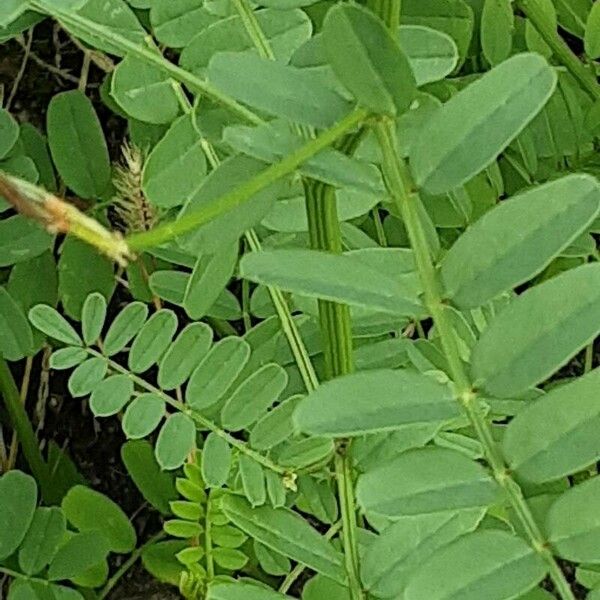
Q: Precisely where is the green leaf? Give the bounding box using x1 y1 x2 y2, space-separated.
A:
89 374 134 417
362 509 484 598
276 437 334 469
212 525 247 548
404 530 547 600
222 363 288 432
18 507 66 576
48 531 110 581
50 347 88 370
207 582 293 600
441 174 600 309
0 108 19 158
212 546 249 570
208 52 352 128
356 447 499 518
323 4 417 115
222 495 346 583
180 8 311 74
411 53 556 194
401 0 474 61
399 25 458 86
250 395 302 451
62 485 136 553
202 432 232 488
239 455 266 507
122 393 165 439
29 304 82 346
481 0 513 66
547 476 600 563
158 322 213 390
585 0 600 58
19 123 57 191
141 540 186 585
525 0 556 58
68 356 107 397
155 413 196 470
0 471 37 561
142 113 207 209
255 541 291 575
503 369 600 483
128 309 178 373
471 263 600 398
103 301 148 356
121 440 177 515
111 55 181 125
164 519 202 538
186 337 251 410
241 249 421 317
81 292 107 346
46 90 110 198
294 369 458 437
58 238 115 321
0 287 33 360
184 245 238 320
150 0 217 48
302 575 350 600
0 215 53 267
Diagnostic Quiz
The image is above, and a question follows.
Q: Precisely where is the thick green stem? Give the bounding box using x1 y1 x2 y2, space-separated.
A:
304 179 363 600
374 119 575 600
126 108 368 251
0 356 52 500
518 0 600 101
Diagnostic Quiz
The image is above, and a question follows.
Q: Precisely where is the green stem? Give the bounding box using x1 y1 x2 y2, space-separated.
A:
517 0 600 101
232 0 275 60
304 179 363 600
29 0 263 125
0 356 52 501
369 0 401 30
126 108 368 251
86 349 292 478
205 490 215 581
97 531 165 599
374 119 575 600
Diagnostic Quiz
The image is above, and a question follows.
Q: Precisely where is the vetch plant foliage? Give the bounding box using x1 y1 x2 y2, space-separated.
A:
0 0 600 599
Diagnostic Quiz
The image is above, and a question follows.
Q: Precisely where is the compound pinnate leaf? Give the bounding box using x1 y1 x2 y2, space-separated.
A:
503 368 600 483
221 363 288 432
29 304 82 346
158 322 213 390
357 447 499 518
323 4 417 115
202 432 232 488
46 90 110 199
128 309 178 373
547 476 600 563
411 53 556 194
222 495 346 583
471 263 600 398
89 374 134 417
81 292 107 346
294 369 458 437
155 413 196 471
208 52 352 128
62 485 136 553
122 393 165 439
0 471 37 561
18 507 66 576
441 174 600 309
103 301 148 356
404 530 547 600
186 337 251 410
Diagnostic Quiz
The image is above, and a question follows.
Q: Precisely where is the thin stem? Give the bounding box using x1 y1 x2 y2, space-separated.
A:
7 356 33 470
0 357 52 500
584 342 594 373
304 178 363 600
126 107 368 251
205 490 215 581
517 0 600 101
7 29 33 111
85 349 292 477
232 0 275 60
97 531 165 599
374 118 575 600
29 0 262 125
